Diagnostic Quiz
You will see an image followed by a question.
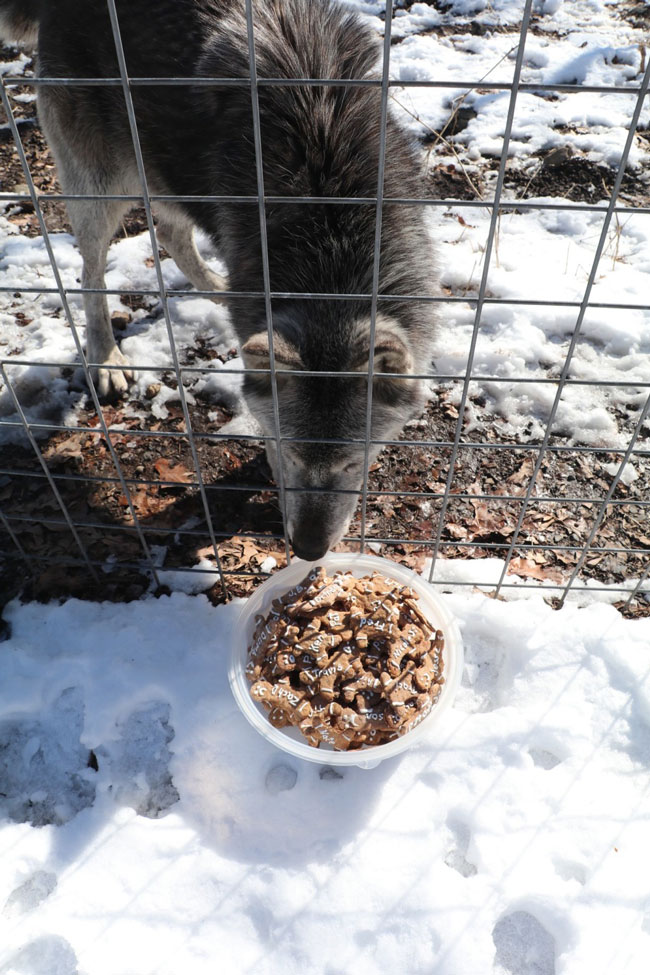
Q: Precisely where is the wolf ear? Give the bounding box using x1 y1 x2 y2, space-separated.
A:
351 322 418 406
372 332 414 378
372 332 419 406
351 318 414 377
241 332 304 375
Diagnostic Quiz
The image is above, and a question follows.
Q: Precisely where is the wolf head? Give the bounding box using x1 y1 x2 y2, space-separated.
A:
241 312 426 561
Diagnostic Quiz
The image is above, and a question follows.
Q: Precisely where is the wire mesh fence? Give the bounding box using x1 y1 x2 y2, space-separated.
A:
0 0 649 613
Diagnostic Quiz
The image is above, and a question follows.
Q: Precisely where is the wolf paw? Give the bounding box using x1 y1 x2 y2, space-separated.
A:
91 345 134 399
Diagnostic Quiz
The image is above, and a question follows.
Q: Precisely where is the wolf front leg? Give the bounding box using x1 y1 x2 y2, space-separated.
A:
155 206 228 302
67 196 134 398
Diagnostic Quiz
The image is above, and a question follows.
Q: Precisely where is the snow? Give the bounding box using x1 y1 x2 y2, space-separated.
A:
0 223 240 438
427 554 649 603
1 587 650 974
2 2 650 972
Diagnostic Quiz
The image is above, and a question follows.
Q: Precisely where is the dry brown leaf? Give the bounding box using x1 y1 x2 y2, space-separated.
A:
153 457 194 484
554 552 579 566
395 549 428 573
198 537 280 571
503 457 536 495
43 434 84 462
508 557 565 584
527 551 547 565
220 447 243 471
468 500 515 539
117 487 174 522
508 458 535 485
88 407 124 428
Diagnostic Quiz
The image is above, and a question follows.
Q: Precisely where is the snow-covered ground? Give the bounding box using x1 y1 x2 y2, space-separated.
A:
1 587 649 974
2 2 650 973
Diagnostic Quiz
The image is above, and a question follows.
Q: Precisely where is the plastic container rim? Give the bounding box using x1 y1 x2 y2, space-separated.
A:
229 553 464 769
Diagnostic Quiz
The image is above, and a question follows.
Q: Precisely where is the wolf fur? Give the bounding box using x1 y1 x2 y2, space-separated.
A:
0 0 41 44
1 0 436 560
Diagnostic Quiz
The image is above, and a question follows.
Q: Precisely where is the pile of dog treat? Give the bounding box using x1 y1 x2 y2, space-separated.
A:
246 566 445 750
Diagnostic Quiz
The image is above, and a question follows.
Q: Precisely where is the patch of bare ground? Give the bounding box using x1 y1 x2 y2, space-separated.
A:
389 1 567 39
424 141 650 208
0 378 648 616
616 2 650 29
500 151 650 207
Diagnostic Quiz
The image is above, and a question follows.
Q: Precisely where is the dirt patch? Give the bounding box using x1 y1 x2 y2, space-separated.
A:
424 145 650 208
427 161 482 200
1 375 648 615
502 152 650 207
615 2 650 29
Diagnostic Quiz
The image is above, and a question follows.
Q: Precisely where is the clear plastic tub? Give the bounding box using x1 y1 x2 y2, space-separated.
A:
229 553 464 769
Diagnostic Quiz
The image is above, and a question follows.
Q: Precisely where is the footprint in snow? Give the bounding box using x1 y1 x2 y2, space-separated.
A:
98 700 180 818
265 764 297 794
3 871 57 918
528 747 562 770
0 686 95 827
444 817 478 878
0 935 78 975
492 910 556 975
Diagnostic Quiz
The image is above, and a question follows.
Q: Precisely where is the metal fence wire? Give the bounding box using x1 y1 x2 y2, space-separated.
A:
0 0 649 612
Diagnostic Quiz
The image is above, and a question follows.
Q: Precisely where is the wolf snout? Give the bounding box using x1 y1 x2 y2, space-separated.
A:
289 508 339 562
288 490 356 562
289 528 331 563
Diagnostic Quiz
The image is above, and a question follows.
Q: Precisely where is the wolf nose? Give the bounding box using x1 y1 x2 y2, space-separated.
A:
291 534 330 563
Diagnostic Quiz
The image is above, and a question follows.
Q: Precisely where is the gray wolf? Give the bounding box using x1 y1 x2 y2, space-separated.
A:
1 0 436 561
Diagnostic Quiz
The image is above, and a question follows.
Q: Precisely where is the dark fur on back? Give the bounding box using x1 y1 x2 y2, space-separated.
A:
198 1 434 368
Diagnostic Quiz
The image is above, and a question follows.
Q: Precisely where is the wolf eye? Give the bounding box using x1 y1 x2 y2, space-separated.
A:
343 461 362 474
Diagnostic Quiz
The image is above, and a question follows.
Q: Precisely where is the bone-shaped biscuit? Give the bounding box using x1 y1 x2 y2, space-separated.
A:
340 671 382 702
279 567 327 607
250 679 312 718
289 581 349 616
249 613 289 662
381 664 417 708
294 629 343 666
272 649 298 673
298 650 361 688
414 652 438 692
386 637 413 678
